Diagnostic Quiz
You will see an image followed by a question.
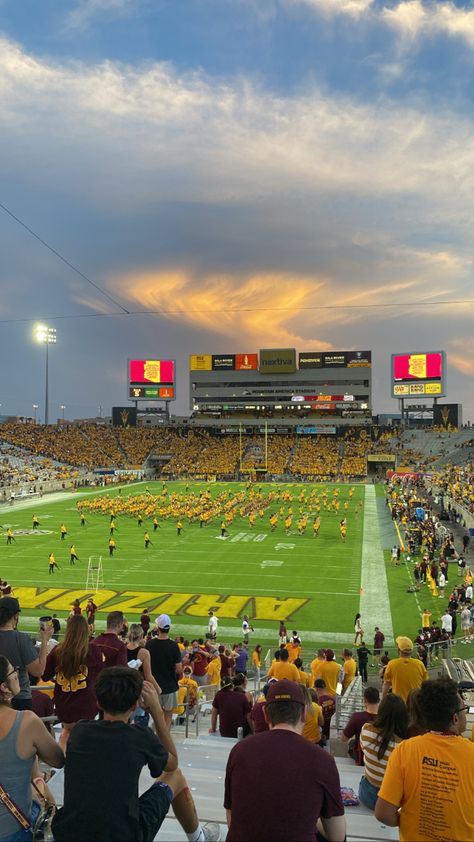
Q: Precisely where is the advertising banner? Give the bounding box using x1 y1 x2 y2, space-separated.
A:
298 352 323 369
346 351 372 367
235 353 258 370
322 352 347 367
212 354 235 370
190 354 213 371
259 348 296 374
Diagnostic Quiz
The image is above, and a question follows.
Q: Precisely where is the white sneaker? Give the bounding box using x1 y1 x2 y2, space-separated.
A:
203 822 221 841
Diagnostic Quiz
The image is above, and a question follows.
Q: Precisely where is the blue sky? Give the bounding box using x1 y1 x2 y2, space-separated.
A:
0 0 474 421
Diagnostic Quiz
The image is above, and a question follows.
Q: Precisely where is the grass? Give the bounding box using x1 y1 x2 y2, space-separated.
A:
1 480 471 655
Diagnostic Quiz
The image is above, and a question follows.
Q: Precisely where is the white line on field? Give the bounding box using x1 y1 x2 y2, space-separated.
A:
359 486 394 645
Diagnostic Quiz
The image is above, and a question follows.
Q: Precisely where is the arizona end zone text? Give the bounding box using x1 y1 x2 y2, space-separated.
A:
10 587 307 620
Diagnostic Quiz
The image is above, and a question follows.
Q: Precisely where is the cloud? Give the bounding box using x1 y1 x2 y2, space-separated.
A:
65 0 145 31
290 0 474 48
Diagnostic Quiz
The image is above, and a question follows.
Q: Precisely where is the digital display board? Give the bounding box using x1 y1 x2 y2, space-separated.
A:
129 359 175 401
391 352 445 399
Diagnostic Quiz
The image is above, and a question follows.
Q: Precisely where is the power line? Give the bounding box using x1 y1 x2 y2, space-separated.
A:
0 200 130 315
0 298 473 325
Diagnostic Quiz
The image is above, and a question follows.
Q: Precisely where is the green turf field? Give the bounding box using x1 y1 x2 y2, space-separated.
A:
0 481 469 655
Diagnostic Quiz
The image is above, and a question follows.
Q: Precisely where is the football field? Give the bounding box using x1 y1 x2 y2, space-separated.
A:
0 481 428 649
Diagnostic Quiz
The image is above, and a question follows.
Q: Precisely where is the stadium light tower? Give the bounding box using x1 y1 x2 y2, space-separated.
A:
60 404 66 421
34 324 56 425
33 404 38 423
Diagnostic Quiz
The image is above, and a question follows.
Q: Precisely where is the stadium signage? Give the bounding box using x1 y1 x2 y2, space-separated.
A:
128 360 176 402
190 354 213 371
322 352 347 367
391 351 446 399
212 354 235 370
296 426 337 434
12 587 308 621
311 402 334 410
235 353 258 370
298 352 323 368
259 348 296 374
346 351 372 367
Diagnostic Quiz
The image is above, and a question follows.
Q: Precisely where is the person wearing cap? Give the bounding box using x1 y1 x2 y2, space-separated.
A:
224 679 346 841
382 636 428 703
0 596 52 710
318 649 342 697
376 677 474 842
146 614 182 728
313 678 336 741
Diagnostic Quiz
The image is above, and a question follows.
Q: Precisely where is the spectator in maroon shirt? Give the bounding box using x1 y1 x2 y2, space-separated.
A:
210 677 252 738
372 627 385 667
341 686 380 764
140 608 151 635
251 680 275 734
93 611 128 670
219 644 235 678
43 615 104 750
189 640 209 686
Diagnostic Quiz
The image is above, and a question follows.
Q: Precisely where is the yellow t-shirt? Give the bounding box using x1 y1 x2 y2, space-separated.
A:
379 732 474 842
310 658 325 682
267 661 300 682
206 658 222 686
302 702 322 743
252 651 261 669
384 657 428 703
173 685 188 714
297 668 312 688
318 661 341 696
343 658 357 690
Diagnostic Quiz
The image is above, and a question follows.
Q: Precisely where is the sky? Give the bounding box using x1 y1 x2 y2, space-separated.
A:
1 0 474 422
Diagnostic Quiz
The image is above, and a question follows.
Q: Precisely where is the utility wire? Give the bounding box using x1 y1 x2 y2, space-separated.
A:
0 200 130 314
0 298 473 325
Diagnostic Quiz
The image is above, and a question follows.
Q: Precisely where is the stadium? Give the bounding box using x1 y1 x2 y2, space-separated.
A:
0 344 473 838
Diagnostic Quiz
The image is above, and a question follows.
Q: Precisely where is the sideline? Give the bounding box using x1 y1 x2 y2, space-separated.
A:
359 485 394 645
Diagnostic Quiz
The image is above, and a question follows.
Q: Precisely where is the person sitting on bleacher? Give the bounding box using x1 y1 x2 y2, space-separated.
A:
224 679 346 842
376 678 474 841
0 655 64 841
341 686 380 765
359 694 408 810
52 666 220 842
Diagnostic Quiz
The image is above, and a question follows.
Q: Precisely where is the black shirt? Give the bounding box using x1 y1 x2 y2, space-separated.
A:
146 637 181 694
52 719 168 842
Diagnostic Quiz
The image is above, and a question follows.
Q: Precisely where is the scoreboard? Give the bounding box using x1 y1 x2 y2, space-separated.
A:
128 359 175 401
391 351 445 398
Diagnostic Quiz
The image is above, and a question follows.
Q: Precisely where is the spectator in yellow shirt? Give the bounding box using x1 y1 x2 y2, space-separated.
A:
267 649 300 681
206 652 222 688
342 649 357 692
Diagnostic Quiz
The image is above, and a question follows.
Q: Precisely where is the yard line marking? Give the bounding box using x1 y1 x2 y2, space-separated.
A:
360 485 394 645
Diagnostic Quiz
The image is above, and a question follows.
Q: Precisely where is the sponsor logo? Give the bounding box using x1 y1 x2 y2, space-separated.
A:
259 349 296 374
422 756 438 767
2 529 53 536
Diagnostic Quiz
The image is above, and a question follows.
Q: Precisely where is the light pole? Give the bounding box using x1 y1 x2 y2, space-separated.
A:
60 404 66 421
33 404 38 423
34 325 56 425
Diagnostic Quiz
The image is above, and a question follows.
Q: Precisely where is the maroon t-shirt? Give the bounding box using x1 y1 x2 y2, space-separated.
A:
343 711 377 765
190 649 208 677
251 699 269 733
225 729 344 841
43 643 104 723
212 689 251 738
93 633 128 669
219 654 234 677
373 631 385 650
318 693 336 739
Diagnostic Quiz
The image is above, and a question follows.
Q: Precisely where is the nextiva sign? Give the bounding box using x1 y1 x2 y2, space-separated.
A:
259 348 296 374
